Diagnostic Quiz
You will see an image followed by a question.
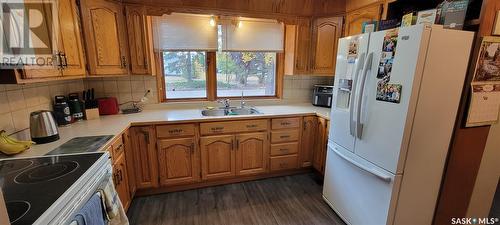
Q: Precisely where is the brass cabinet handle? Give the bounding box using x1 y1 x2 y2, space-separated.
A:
61 52 68 68
121 56 127 68
280 135 290 139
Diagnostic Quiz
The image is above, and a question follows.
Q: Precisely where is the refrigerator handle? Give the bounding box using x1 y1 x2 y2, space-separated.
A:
331 145 392 182
356 52 374 139
349 52 366 137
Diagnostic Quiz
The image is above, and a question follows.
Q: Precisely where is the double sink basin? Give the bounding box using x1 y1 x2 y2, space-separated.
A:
201 107 262 116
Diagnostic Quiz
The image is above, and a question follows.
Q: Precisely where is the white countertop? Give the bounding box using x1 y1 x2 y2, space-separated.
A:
2 103 331 159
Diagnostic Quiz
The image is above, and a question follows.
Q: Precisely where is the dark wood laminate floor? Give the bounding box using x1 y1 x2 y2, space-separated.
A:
127 173 346 225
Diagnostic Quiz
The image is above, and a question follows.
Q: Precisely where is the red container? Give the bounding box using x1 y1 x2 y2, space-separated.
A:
97 97 119 115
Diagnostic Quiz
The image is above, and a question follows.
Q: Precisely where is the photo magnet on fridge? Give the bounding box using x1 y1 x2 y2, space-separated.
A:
376 83 402 103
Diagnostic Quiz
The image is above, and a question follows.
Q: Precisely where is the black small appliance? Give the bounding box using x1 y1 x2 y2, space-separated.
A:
312 85 334 108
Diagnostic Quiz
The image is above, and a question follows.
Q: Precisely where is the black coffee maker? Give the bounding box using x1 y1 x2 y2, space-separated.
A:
53 96 72 126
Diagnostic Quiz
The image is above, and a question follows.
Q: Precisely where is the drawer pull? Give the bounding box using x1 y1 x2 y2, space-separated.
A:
168 129 184 134
280 135 290 139
281 121 291 126
211 127 224 132
279 148 289 152
246 124 258 128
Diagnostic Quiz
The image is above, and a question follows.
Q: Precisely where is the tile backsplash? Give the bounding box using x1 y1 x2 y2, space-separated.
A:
85 75 159 106
84 75 333 104
283 75 333 102
0 80 85 135
0 75 332 136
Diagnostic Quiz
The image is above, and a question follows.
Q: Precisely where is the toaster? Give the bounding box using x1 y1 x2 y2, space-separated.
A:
98 97 120 115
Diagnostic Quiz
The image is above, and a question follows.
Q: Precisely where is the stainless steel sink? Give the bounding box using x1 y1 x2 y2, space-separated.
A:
201 107 261 116
201 109 227 116
230 108 261 115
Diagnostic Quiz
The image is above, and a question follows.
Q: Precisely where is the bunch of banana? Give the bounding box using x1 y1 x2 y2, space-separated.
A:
0 130 35 155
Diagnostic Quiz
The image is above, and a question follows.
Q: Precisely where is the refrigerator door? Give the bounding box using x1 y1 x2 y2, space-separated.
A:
323 142 401 225
353 25 428 174
330 33 369 152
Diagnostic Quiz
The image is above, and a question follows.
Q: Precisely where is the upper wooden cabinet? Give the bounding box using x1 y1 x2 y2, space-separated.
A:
157 137 200 186
57 0 86 77
1 0 86 83
300 116 317 167
345 4 382 36
80 0 129 75
125 5 156 75
311 17 343 75
284 19 311 75
200 135 236 181
235 132 268 176
284 17 342 76
130 126 159 189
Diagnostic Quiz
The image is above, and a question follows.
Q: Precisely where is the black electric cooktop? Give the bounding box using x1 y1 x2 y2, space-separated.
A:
45 135 114 155
0 153 104 225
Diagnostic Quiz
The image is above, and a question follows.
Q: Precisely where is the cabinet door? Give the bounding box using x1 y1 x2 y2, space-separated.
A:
130 126 159 189
157 137 199 186
200 135 235 180
58 0 86 77
345 4 382 36
313 117 328 173
311 17 343 75
235 132 268 176
113 153 131 210
80 0 129 75
126 5 155 75
123 130 136 197
300 116 317 167
284 19 311 75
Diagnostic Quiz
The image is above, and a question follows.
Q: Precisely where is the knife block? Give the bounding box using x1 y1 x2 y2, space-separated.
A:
85 108 100 120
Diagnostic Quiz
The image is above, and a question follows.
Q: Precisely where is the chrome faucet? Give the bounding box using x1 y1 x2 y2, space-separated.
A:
217 99 231 108
240 91 246 108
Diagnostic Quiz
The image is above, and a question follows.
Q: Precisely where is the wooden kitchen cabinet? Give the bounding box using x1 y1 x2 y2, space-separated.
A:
345 4 382 36
300 116 317 167
5 0 86 82
123 130 137 197
313 117 329 174
200 135 236 181
157 137 200 186
125 5 156 75
80 0 129 75
56 0 86 77
284 18 312 75
311 17 343 75
113 153 131 210
130 126 159 189
235 132 268 176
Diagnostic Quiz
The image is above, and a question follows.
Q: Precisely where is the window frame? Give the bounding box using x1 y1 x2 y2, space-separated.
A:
158 51 284 102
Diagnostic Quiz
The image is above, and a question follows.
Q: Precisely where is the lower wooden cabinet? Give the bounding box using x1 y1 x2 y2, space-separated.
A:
200 135 236 181
235 132 268 176
123 130 137 198
313 117 329 174
113 153 131 210
300 116 317 167
157 137 200 186
130 126 159 189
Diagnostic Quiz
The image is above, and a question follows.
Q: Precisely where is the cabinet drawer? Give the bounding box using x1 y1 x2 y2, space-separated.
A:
270 155 298 171
112 136 125 160
270 142 299 156
157 124 196 138
272 117 301 130
271 130 300 143
200 120 268 135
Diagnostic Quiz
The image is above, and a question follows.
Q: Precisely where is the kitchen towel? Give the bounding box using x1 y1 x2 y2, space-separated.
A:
98 175 129 225
73 192 106 225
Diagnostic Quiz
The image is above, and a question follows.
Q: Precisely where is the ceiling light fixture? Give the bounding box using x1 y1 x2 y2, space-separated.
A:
209 16 216 27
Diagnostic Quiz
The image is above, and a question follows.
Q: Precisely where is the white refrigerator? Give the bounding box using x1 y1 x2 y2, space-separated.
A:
323 25 474 225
